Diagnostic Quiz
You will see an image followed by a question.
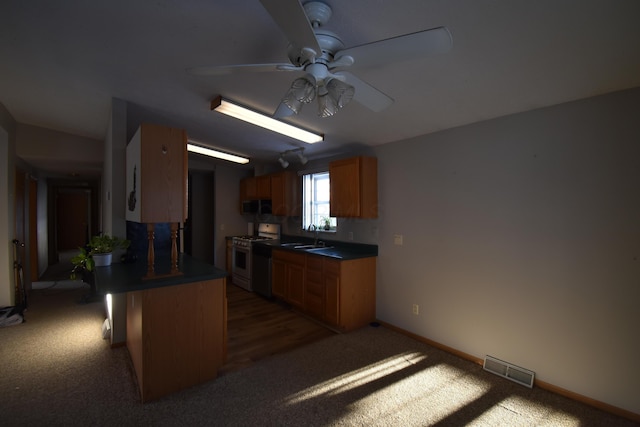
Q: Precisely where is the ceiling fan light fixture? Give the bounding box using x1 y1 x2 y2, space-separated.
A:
326 78 354 109
211 96 323 144
291 75 317 103
317 88 338 118
282 75 317 115
282 94 304 115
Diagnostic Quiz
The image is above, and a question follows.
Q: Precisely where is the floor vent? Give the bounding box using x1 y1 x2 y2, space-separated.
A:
483 355 535 388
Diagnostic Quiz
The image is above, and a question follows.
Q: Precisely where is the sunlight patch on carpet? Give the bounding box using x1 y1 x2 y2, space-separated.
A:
282 351 496 425
284 351 429 404
346 362 493 425
472 395 581 426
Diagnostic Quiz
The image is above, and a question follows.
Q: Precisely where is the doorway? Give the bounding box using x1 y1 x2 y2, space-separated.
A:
184 170 215 264
56 189 90 252
47 180 100 266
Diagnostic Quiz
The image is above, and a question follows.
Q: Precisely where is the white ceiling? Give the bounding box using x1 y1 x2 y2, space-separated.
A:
2 0 639 174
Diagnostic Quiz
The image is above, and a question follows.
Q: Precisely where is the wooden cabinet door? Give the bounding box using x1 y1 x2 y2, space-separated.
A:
304 255 324 317
241 177 257 200
256 175 271 199
324 259 341 326
272 257 286 298
330 157 360 217
270 173 286 216
271 171 300 217
286 260 305 308
329 156 378 218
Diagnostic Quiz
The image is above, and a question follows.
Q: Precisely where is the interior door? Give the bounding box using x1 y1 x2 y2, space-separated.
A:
56 189 90 251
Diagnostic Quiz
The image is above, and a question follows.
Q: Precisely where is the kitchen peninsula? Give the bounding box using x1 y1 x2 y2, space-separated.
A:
94 254 228 403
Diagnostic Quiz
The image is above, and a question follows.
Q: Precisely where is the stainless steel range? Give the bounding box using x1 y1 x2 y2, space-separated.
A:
231 223 280 292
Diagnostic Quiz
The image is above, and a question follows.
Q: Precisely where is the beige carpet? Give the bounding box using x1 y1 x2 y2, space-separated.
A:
1 288 637 426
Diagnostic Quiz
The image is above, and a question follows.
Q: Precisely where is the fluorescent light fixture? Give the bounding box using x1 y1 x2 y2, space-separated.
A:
211 96 324 144
187 142 249 164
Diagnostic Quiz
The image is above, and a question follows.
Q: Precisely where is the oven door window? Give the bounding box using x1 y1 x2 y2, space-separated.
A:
234 248 248 271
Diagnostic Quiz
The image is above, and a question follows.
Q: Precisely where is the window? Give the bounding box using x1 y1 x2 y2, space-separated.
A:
302 171 336 231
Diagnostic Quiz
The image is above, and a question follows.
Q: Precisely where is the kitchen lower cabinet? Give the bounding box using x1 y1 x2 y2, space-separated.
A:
126 278 226 402
272 249 305 308
304 256 324 318
273 249 377 332
323 257 376 331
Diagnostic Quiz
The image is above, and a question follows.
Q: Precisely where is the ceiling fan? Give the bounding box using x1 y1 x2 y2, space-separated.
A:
188 0 452 118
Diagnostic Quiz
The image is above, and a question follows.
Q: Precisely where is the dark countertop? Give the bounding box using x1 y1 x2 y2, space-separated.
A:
256 237 378 260
94 254 228 295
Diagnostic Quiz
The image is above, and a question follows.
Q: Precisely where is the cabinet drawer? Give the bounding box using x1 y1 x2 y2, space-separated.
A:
273 249 305 264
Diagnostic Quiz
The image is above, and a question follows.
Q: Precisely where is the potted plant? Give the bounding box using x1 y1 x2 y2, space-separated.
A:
70 246 94 280
321 217 332 230
70 234 130 278
88 234 130 267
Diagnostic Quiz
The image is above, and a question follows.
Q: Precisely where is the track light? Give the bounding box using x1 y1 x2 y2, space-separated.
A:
278 155 290 168
278 147 307 168
211 96 323 144
296 150 308 165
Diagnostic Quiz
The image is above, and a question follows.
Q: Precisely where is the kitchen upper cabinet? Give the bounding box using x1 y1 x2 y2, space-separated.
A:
271 171 300 216
240 175 271 200
239 171 300 216
126 123 187 224
330 156 378 218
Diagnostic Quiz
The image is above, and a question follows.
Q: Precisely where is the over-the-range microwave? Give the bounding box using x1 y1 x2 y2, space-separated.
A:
241 200 272 215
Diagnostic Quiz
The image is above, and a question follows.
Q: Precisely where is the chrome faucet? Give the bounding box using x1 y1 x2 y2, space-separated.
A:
309 224 319 246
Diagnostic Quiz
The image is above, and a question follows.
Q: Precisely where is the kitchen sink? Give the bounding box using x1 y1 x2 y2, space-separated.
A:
294 244 334 250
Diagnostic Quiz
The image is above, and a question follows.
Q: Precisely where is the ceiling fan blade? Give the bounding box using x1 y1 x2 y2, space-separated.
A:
336 26 452 70
336 71 394 112
260 0 322 58
187 63 301 76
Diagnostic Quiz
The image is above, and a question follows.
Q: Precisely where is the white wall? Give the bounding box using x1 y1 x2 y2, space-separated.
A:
0 103 16 307
188 155 251 269
0 126 12 306
103 98 127 239
374 88 640 414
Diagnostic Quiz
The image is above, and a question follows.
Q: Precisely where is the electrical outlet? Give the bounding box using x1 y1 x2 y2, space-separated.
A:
348 231 354 241
394 234 403 245
412 304 419 315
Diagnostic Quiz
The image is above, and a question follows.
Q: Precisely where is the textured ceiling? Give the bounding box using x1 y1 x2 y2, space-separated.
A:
2 0 639 174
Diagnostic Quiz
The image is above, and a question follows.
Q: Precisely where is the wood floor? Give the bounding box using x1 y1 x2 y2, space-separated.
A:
221 281 336 375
